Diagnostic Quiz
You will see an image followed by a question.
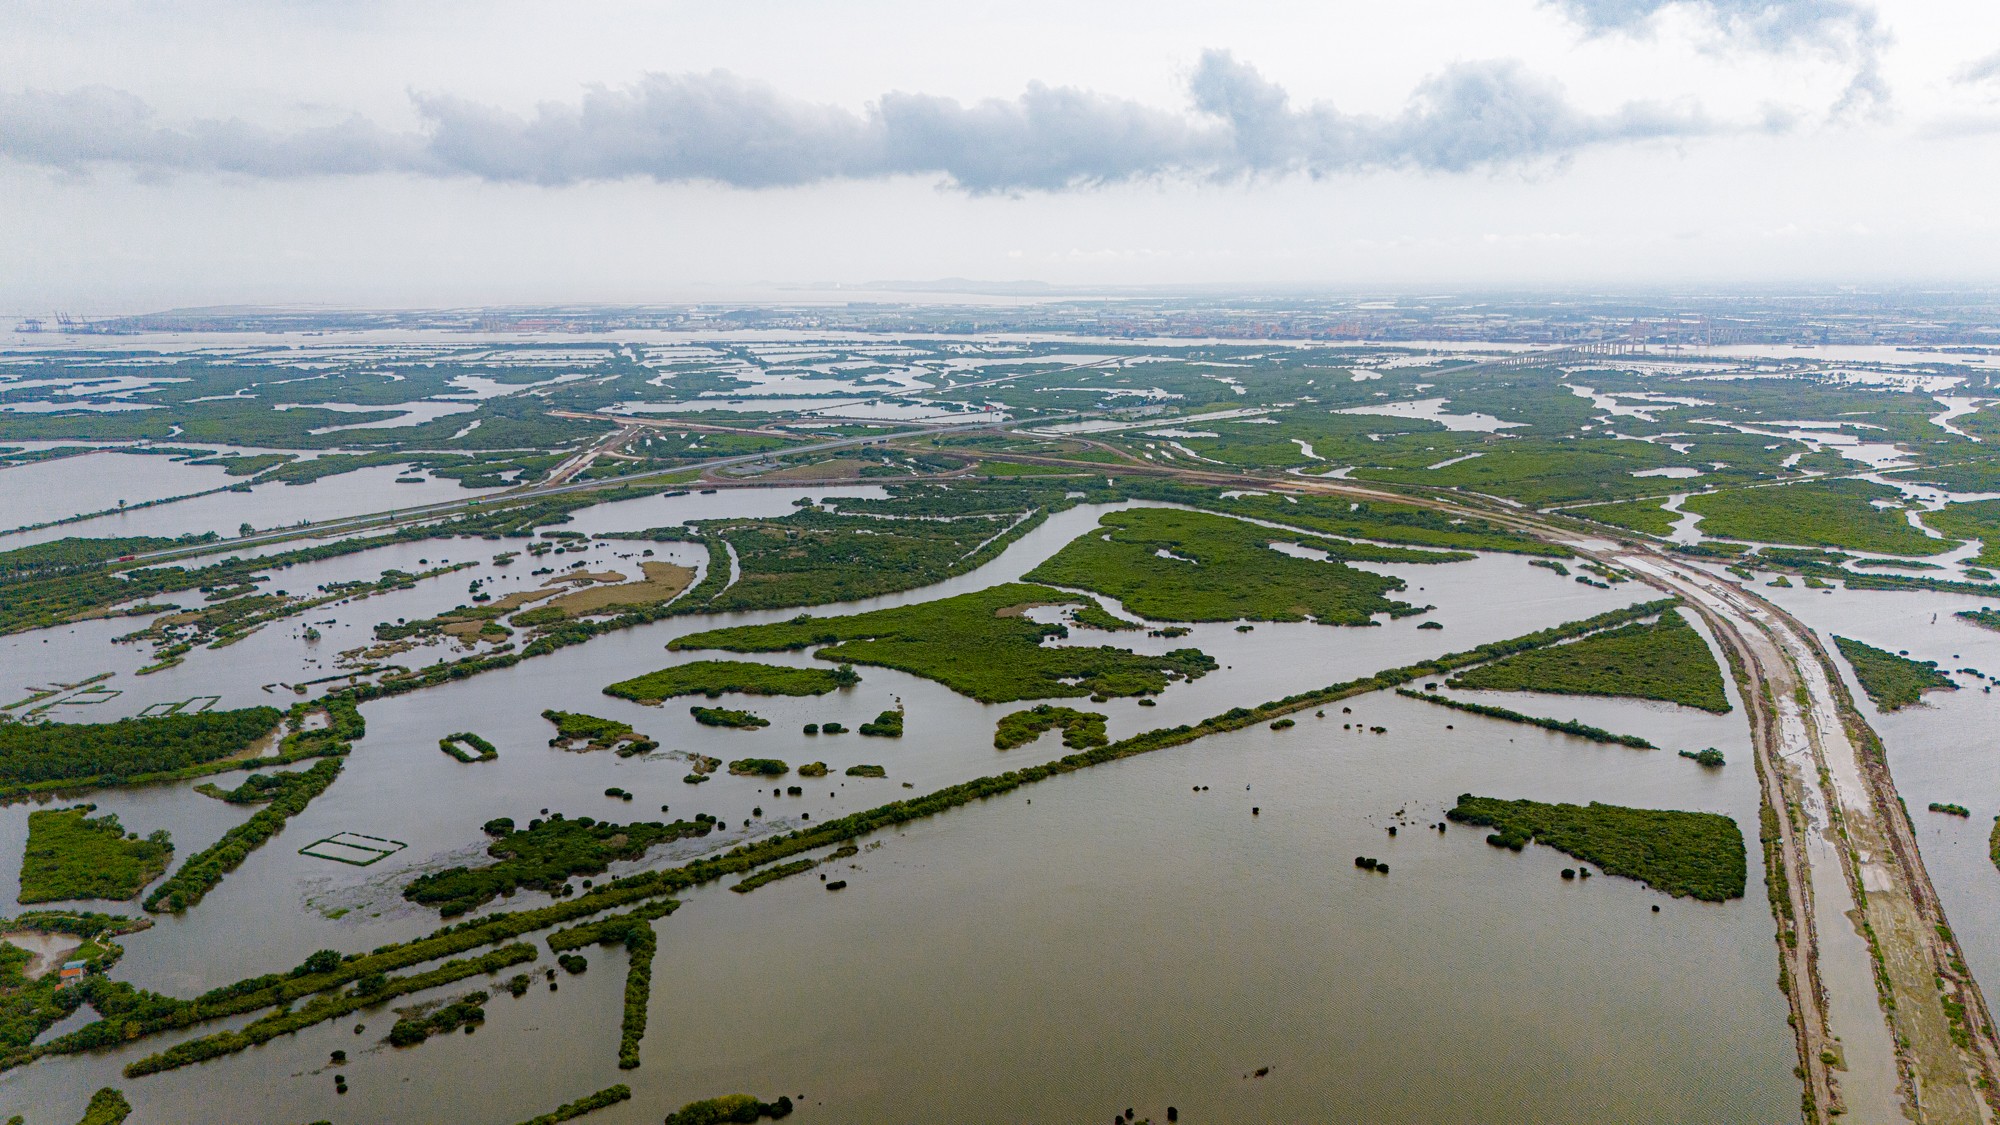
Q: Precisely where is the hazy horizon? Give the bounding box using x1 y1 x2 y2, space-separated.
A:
6 0 1999 307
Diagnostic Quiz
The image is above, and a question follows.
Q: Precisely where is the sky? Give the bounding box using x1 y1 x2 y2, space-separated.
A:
2 0 1998 311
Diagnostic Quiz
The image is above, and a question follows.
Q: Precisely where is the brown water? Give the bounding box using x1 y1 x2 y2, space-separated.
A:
0 490 1800 1123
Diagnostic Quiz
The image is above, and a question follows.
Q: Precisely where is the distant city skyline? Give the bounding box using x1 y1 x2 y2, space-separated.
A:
4 0 1998 308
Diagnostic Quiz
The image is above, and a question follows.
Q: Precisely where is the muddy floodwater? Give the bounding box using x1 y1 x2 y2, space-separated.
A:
0 487 1799 1123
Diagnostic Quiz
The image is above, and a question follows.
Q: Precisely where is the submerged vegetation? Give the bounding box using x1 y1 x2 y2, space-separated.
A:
18 807 173 904
1833 636 1957 711
1447 795 1746 901
1448 611 1731 713
603 660 858 703
993 705 1110 750
387 990 488 1046
1023 507 1432 624
673 583 1218 703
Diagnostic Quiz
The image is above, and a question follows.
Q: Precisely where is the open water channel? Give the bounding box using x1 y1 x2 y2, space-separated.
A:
0 486 1800 1123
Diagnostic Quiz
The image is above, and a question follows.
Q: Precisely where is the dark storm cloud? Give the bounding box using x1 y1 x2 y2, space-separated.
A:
0 55 1711 190
1543 0 1886 112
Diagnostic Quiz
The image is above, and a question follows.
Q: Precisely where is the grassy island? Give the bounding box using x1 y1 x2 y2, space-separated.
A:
692 706 769 730
1448 611 1730 713
542 710 657 756
858 708 903 737
1023 507 1429 624
404 814 714 916
1958 607 2000 633
438 732 499 763
727 758 788 777
994 705 1110 750
1833 636 1957 711
1447 794 1746 901
603 660 858 703
18 807 172 904
662 1093 795 1125
845 764 887 778
672 583 1218 703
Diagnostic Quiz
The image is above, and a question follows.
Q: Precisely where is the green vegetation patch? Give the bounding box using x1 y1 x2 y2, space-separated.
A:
603 660 857 703
147 758 344 913
1178 486 1567 556
75 1087 132 1125
1577 499 1680 537
730 858 817 894
1447 795 1746 901
387 990 487 1046
672 583 1218 703
1833 636 1956 711
195 762 349 803
542 710 657 756
1394 691 1654 748
1959 608 2000 633
510 1085 633 1125
438 732 499 763
692 706 769 730
662 1093 795 1125
1448 611 1731 713
18 807 172 904
994 705 1109 750
1024 507 1423 624
844 764 887 778
545 902 675 1069
858 708 903 737
644 483 1066 614
1683 479 1951 557
121 944 535 1077
404 813 714 916
727 758 788 777
0 706 281 797
1925 500 2000 567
